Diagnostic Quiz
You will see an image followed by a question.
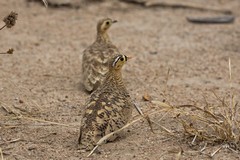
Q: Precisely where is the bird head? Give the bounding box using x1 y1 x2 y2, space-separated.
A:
97 18 117 33
109 54 131 71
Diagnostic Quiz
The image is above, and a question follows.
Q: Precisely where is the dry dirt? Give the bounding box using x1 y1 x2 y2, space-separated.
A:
1 0 240 159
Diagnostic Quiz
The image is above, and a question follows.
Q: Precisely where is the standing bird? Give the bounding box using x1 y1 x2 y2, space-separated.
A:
79 54 133 151
82 18 119 92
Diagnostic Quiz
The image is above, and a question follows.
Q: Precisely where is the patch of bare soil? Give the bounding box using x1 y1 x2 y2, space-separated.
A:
1 0 240 159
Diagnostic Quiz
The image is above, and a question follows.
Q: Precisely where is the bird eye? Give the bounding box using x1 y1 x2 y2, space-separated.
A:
120 57 124 61
106 21 110 25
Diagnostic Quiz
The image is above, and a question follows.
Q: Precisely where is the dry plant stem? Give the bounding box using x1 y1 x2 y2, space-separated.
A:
0 138 21 146
1 125 19 129
228 58 236 122
13 116 75 127
211 145 223 157
0 101 19 115
150 120 174 135
227 145 239 154
163 68 170 94
134 103 154 133
0 25 6 30
178 105 220 123
175 148 183 160
42 0 48 7
0 147 3 160
200 143 207 152
21 116 73 127
191 134 197 145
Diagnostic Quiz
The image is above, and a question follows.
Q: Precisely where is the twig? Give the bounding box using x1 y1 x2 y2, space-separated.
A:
0 101 20 115
151 100 173 109
42 0 48 7
134 103 154 133
150 120 174 135
191 134 197 145
163 67 170 94
87 145 99 157
22 116 73 127
0 138 21 146
229 58 232 88
16 116 76 127
210 145 223 157
200 143 207 152
175 147 183 160
0 25 6 31
0 147 3 160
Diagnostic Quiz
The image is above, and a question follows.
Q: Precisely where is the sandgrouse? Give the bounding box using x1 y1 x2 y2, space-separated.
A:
82 18 120 92
79 54 133 151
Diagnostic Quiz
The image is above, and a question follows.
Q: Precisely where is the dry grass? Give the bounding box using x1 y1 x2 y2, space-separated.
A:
151 94 239 156
0 11 17 55
0 11 18 30
152 58 240 157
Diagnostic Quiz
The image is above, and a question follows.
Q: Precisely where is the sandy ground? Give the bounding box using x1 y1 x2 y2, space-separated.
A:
1 0 240 159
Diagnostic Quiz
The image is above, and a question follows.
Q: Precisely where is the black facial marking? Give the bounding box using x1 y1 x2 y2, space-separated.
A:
112 56 121 67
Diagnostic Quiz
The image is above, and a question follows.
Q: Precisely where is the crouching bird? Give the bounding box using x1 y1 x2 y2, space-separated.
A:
79 54 133 151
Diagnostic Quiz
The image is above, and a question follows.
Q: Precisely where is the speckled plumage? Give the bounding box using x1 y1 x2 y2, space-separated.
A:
79 55 133 151
82 18 120 92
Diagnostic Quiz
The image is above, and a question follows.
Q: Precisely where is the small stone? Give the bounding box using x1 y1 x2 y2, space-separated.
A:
142 93 152 101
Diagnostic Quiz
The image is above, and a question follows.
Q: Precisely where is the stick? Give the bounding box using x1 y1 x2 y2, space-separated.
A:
150 120 174 135
0 101 19 115
0 25 6 31
200 143 207 152
14 116 76 127
210 145 223 157
0 138 21 146
191 134 197 145
42 0 48 7
134 103 154 133
0 147 3 160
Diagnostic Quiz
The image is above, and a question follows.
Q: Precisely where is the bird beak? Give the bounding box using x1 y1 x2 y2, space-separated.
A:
126 55 133 60
112 20 118 23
